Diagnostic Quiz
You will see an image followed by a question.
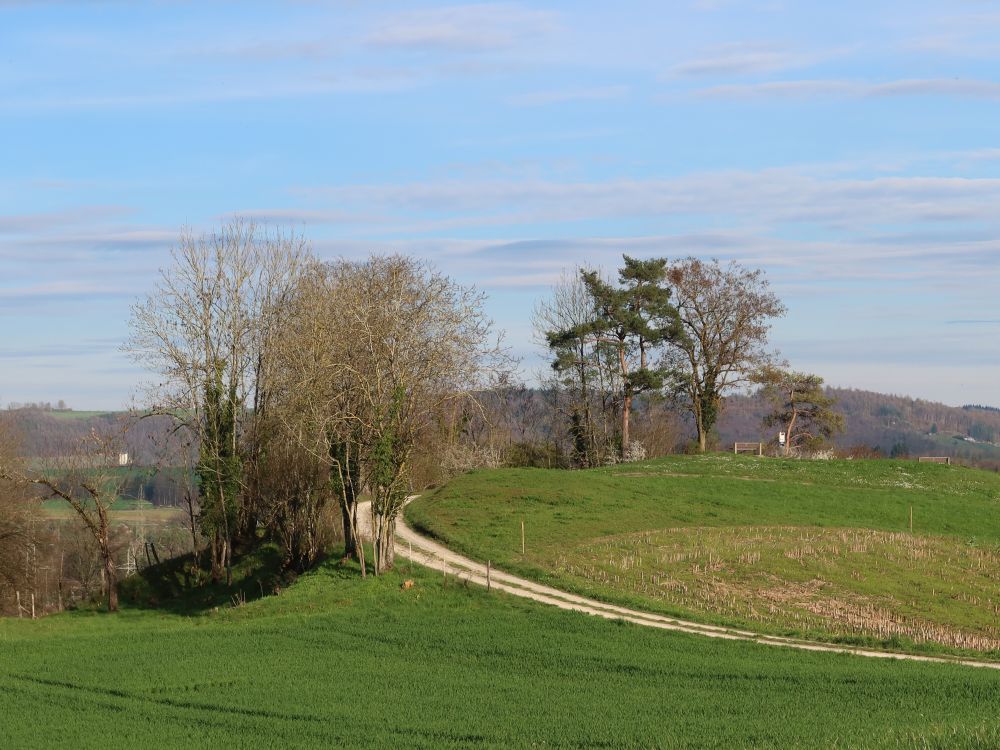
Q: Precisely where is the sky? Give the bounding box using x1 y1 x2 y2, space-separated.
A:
1 0 999 410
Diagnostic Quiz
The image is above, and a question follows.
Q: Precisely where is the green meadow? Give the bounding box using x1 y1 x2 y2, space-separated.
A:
2 559 1000 749
407 454 1000 656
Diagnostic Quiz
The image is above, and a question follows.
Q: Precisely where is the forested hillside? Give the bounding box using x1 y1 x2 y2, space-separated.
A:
719 389 1000 469
4 409 179 465
9 384 1000 478
2 409 190 507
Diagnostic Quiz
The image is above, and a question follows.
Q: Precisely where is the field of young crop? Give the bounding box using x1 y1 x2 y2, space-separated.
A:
2 559 1000 748
407 454 1000 656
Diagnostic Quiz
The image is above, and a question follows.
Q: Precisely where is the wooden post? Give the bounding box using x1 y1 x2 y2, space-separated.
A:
30 593 35 620
487 560 491 592
442 559 446 582
16 591 21 618
521 520 525 555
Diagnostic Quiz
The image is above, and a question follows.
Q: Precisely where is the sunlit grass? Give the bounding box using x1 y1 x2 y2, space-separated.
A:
407 454 1000 656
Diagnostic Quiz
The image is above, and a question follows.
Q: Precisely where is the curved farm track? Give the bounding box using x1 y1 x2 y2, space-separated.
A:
361 500 1000 671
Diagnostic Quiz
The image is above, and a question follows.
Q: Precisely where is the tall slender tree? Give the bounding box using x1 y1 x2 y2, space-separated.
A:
577 256 680 456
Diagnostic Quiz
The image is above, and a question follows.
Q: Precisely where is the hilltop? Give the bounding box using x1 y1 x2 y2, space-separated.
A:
408 453 1000 658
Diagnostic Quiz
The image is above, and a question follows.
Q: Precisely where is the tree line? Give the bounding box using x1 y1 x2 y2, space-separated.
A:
1 221 847 613
535 255 841 464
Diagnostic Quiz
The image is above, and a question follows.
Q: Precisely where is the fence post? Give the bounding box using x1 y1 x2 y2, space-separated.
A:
521 520 525 555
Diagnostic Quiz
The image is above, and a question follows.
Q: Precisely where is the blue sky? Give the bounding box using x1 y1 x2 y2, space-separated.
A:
1 0 999 409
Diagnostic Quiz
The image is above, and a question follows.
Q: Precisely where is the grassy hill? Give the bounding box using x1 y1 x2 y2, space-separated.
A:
407 454 1000 657
2 558 1000 748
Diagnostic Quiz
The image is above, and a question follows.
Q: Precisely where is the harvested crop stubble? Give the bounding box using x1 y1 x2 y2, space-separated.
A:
568 525 1000 650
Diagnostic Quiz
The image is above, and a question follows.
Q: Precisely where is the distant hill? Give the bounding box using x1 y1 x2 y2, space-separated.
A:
719 388 1000 469
7 387 1000 475
2 408 173 464
2 408 191 507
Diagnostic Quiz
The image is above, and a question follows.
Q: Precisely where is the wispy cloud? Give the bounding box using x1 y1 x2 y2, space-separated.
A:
507 85 629 107
0 73 417 113
0 206 132 234
294 171 1000 231
694 77 1000 100
667 42 810 77
366 4 558 53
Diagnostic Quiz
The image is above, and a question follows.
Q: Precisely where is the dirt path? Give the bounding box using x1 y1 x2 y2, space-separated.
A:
359 500 1000 671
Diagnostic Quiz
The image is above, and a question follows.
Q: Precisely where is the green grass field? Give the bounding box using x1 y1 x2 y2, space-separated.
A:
407 454 1000 656
2 558 1000 748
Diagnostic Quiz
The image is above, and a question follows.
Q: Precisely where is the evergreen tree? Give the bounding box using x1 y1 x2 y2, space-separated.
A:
575 255 680 456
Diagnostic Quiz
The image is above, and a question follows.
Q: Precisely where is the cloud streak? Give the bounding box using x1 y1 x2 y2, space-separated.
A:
668 43 811 77
294 171 1000 233
366 4 558 53
507 85 629 107
694 77 1000 100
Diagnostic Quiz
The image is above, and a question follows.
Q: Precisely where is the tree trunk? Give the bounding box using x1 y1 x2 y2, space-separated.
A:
784 410 798 457
210 532 222 583
693 396 707 453
184 490 199 557
622 394 631 454
619 342 630 455
341 501 357 558
374 515 396 573
101 542 118 612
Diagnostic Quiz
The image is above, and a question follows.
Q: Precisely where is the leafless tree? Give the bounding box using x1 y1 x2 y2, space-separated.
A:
533 270 620 466
125 219 310 583
1 423 128 611
665 258 786 452
0 415 38 612
271 256 511 574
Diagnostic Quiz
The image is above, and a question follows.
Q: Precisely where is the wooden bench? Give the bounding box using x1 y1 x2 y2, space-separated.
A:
734 442 763 456
918 456 951 465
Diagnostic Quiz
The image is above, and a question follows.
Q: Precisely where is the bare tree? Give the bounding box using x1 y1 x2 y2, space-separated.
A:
666 258 786 452
125 219 309 583
533 270 610 466
271 256 511 574
1 424 128 612
0 415 38 612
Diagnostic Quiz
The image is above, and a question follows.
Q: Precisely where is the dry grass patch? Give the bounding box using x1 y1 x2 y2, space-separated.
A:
559 526 1000 652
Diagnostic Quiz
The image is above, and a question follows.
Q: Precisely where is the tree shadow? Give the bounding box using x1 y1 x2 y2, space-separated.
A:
118 544 292 615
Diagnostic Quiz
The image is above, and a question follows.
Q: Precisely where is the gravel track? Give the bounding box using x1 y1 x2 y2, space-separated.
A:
359 500 1000 671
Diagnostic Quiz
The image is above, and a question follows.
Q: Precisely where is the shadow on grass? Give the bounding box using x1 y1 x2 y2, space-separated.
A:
118 543 295 615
